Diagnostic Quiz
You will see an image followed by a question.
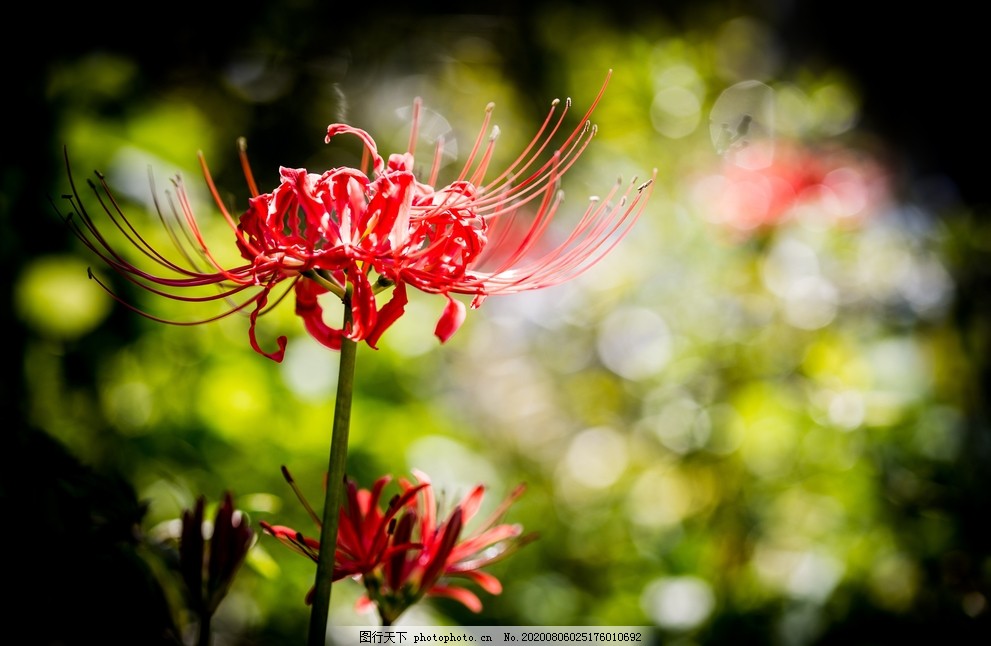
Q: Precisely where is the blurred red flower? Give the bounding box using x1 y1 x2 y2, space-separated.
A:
694 140 888 236
59 73 653 361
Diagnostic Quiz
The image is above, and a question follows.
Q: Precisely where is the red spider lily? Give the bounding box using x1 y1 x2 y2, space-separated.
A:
260 468 532 625
694 140 888 235
57 71 654 361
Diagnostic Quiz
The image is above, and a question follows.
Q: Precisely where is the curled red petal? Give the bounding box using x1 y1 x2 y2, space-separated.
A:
427 584 483 613
434 294 466 343
294 279 344 351
365 281 408 349
457 484 486 525
347 268 379 342
457 569 503 595
326 124 384 174
249 288 287 362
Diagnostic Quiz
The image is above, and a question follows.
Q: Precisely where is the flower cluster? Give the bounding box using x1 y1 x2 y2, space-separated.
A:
58 73 654 361
260 468 531 625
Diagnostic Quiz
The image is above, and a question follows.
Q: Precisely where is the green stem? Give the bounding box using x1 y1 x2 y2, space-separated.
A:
308 292 357 646
197 611 212 646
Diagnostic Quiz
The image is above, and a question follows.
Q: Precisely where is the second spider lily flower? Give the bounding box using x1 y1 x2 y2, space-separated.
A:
259 467 428 587
366 470 533 623
58 71 654 361
261 468 533 625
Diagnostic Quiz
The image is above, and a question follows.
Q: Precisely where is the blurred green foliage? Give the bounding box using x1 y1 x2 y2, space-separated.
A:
8 3 991 645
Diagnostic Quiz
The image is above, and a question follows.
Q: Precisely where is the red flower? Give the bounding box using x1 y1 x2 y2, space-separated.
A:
58 72 653 361
694 140 888 236
260 468 532 625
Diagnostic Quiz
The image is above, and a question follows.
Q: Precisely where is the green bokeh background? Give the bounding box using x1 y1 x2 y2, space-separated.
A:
5 2 990 644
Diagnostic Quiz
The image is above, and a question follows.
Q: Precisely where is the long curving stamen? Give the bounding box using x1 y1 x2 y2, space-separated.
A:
407 97 422 158
426 135 445 187
238 137 261 198
85 268 269 324
473 120 595 214
476 97 569 195
453 102 496 183
197 151 262 259
282 465 324 528
467 125 501 187
471 169 656 293
471 69 613 202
